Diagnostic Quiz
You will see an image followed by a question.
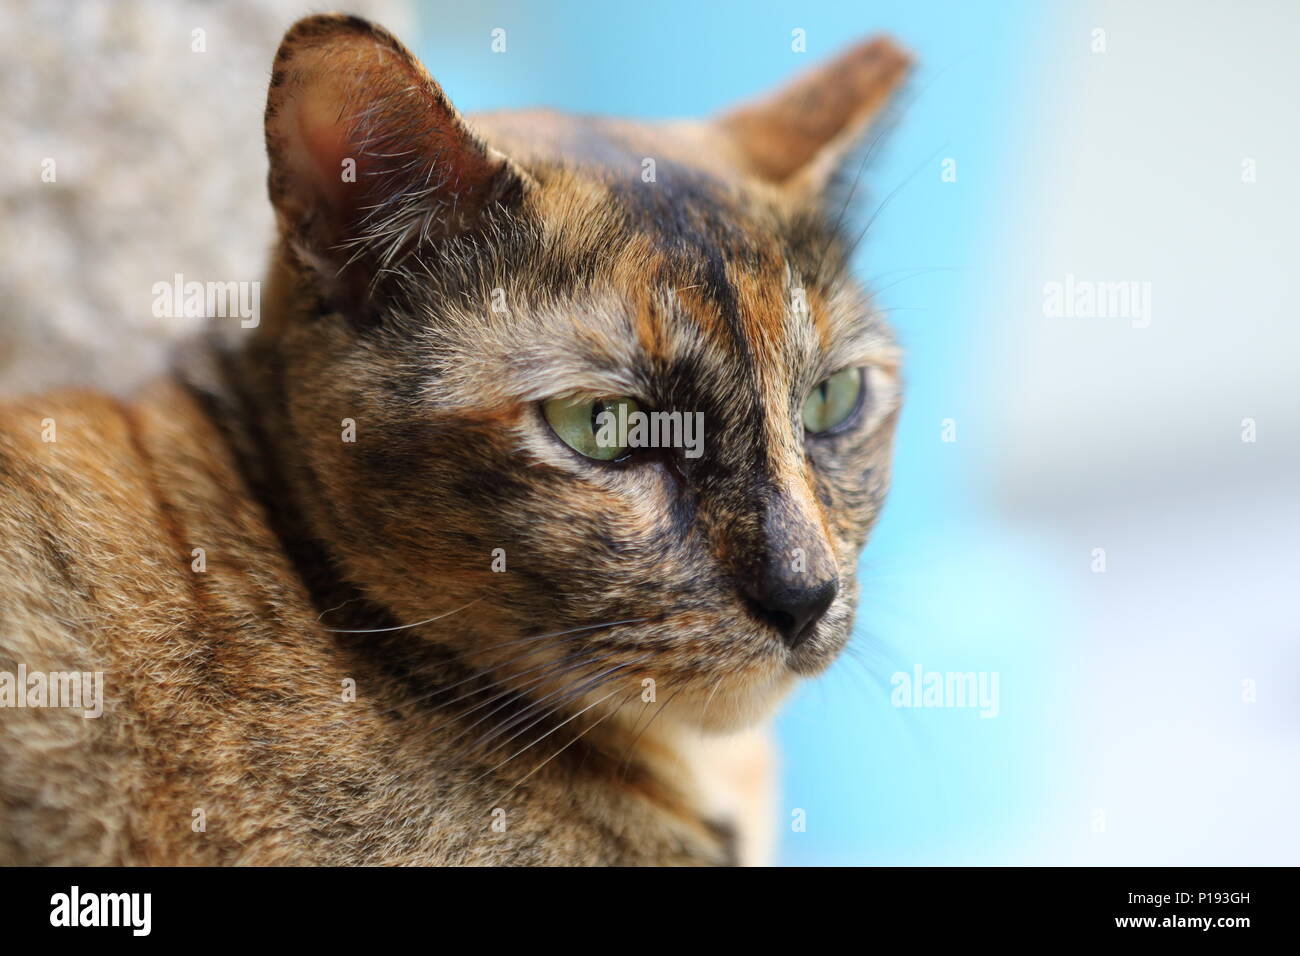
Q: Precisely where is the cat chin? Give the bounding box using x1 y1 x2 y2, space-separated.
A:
649 620 855 733
784 605 857 677
666 670 796 734
784 641 845 678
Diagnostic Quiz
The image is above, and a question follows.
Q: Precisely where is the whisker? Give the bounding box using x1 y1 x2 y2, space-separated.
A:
495 689 640 802
440 649 618 742
619 684 688 781
397 642 606 719
837 643 890 697
813 62 954 283
843 143 947 265
470 654 651 758
866 265 964 298
471 686 625 786
376 617 647 716
314 596 365 622
321 598 480 634
814 119 901 281
695 673 726 737
462 617 647 659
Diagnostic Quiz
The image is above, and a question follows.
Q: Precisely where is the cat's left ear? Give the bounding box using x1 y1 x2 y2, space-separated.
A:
264 15 530 296
715 37 911 201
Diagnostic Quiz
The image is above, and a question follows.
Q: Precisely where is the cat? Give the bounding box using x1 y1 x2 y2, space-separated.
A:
0 13 907 866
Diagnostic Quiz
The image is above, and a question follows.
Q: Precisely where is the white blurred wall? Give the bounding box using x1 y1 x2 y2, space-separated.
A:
981 0 1300 863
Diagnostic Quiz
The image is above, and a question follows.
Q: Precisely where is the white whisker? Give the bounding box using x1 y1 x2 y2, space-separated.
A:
321 598 480 634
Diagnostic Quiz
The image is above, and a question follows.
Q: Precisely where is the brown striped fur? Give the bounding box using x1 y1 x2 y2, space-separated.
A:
0 14 908 865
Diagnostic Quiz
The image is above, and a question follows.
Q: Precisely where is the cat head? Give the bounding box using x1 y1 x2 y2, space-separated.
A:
256 14 907 732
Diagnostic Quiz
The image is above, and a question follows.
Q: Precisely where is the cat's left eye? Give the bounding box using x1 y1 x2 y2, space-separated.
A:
802 368 864 435
542 395 640 461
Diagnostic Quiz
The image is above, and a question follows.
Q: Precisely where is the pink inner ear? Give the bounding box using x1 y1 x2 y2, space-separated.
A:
267 29 521 257
294 82 366 229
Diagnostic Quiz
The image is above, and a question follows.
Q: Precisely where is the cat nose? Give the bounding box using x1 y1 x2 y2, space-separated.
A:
742 564 838 650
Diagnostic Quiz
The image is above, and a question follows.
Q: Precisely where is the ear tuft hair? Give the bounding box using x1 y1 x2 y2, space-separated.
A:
716 36 911 198
264 14 529 302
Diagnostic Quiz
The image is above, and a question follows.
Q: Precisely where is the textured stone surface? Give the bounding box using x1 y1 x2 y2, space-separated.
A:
0 0 411 395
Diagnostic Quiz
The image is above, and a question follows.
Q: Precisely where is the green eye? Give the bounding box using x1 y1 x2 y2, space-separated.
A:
542 395 640 460
802 368 863 435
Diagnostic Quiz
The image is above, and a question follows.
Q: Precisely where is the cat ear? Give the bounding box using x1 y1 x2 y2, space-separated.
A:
715 37 911 198
264 15 528 286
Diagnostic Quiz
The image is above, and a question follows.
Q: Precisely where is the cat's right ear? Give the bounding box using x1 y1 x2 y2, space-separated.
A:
715 36 911 203
264 15 529 302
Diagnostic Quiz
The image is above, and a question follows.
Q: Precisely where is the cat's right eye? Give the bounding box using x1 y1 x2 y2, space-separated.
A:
802 367 864 436
542 395 640 461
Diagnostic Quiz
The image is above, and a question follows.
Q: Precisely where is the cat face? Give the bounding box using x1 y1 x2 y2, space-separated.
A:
259 15 907 732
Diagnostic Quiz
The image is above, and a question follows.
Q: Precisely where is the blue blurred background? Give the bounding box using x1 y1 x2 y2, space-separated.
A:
3 0 1293 865
409 0 1299 865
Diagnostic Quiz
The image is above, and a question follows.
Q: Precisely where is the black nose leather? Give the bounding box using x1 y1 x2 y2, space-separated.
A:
743 566 838 650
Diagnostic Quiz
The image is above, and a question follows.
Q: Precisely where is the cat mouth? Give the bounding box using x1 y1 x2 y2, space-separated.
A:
776 603 854 677
737 595 851 677
652 610 851 731
784 637 840 676
782 633 844 676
